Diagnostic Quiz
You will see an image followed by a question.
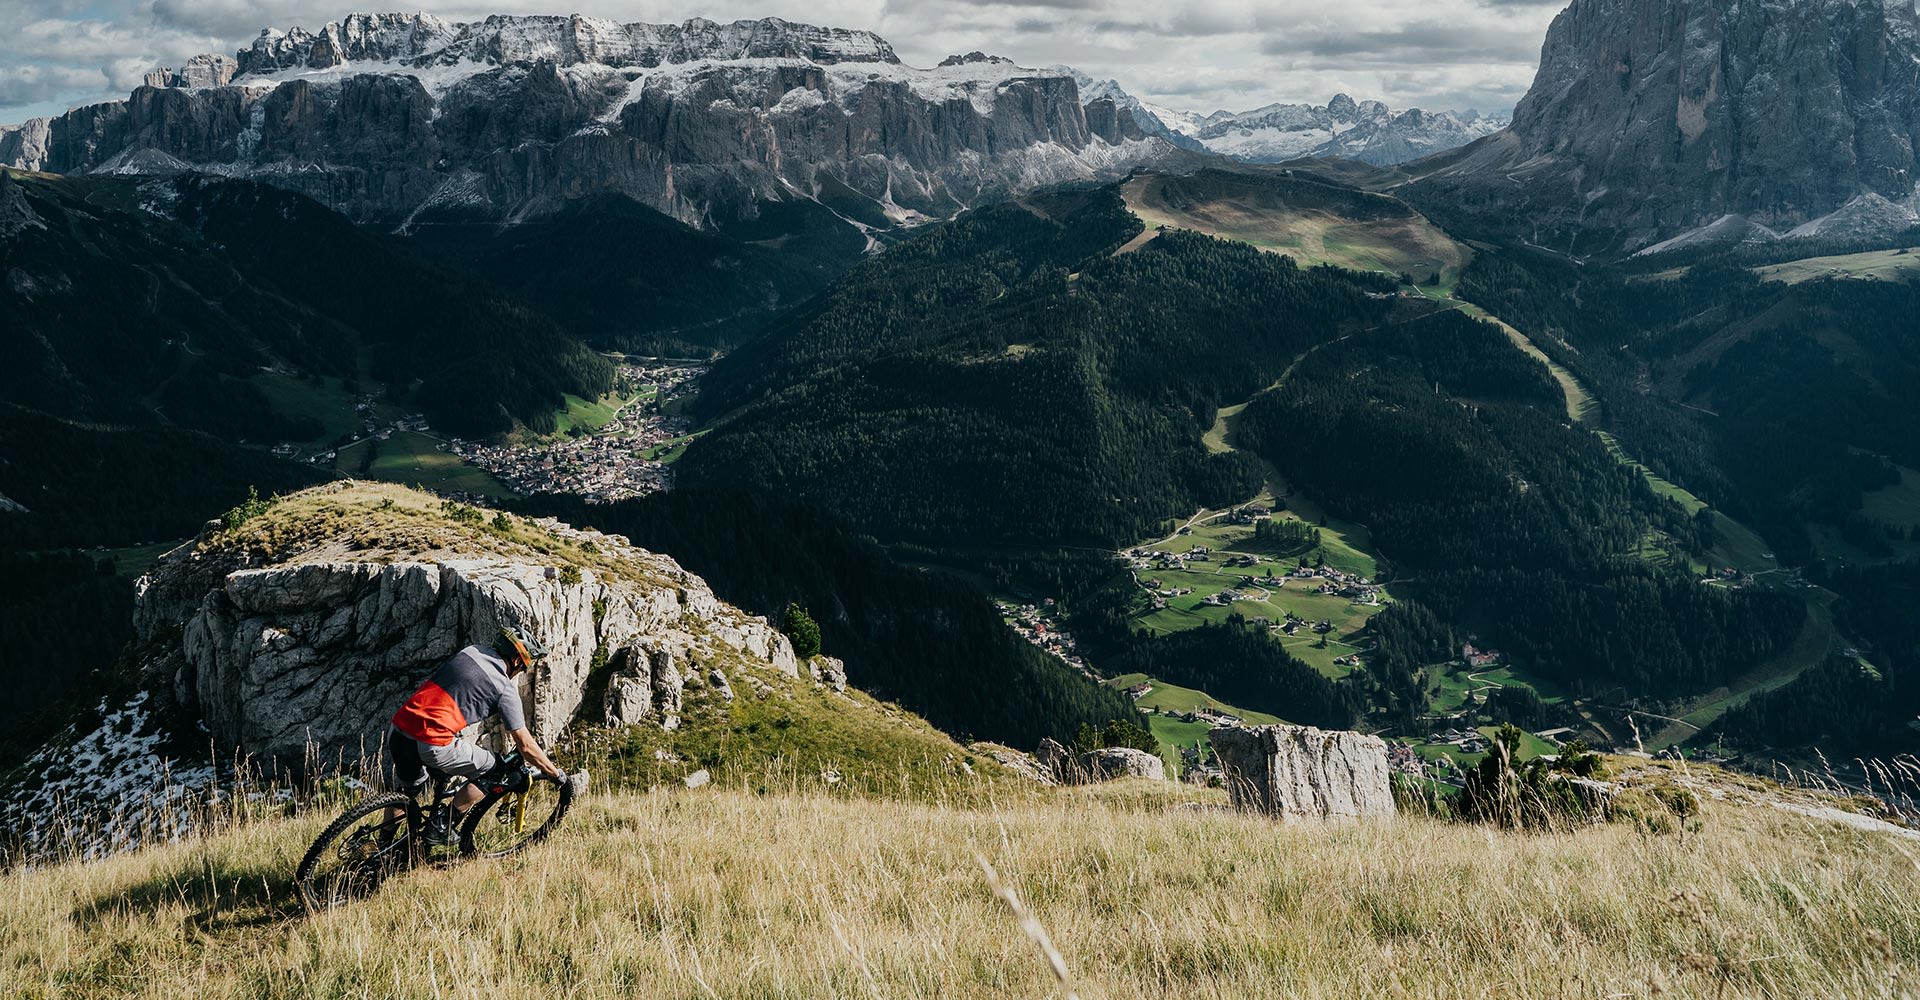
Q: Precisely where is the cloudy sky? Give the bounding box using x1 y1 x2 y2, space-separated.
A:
0 0 1566 124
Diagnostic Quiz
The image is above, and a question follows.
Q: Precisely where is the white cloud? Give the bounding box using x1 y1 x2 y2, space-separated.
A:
0 0 1563 120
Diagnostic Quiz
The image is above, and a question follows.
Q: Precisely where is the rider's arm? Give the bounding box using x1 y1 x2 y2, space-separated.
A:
509 727 566 780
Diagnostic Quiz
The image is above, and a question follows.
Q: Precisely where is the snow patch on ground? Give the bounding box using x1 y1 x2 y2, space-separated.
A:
0 692 220 863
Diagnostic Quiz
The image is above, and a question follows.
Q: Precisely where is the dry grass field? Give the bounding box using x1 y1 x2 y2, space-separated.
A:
4 768 1915 999
1122 172 1471 287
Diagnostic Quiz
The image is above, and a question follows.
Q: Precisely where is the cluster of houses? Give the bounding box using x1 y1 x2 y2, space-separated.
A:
1178 743 1224 785
1277 613 1334 636
1386 742 1427 778
1288 563 1383 604
998 599 1098 681
1461 642 1505 669
1706 566 1757 588
1426 727 1491 755
1224 503 1275 525
451 362 704 503
1168 707 1244 726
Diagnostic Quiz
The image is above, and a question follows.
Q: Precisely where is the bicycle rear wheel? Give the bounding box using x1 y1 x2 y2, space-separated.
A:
459 774 577 859
296 792 415 913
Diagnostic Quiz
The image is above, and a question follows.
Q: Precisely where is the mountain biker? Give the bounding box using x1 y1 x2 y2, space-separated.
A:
388 625 568 844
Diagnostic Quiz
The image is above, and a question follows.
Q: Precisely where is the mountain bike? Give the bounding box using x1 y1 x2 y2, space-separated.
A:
294 750 582 913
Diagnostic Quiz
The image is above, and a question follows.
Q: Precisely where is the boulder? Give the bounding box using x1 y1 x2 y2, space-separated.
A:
1210 724 1395 821
1078 747 1165 782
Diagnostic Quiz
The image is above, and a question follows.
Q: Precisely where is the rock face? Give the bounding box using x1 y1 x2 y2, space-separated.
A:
134 484 798 770
807 655 848 693
0 13 1164 228
1407 0 1920 252
1210 724 1395 821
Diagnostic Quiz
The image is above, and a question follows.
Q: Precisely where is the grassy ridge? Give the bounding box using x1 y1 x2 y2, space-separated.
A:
4 773 1914 998
1123 170 1470 287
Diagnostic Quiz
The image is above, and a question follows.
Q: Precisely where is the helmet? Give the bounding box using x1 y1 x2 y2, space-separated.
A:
495 625 549 670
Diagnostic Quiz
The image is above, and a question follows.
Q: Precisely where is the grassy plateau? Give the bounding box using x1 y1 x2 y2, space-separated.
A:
3 768 1915 999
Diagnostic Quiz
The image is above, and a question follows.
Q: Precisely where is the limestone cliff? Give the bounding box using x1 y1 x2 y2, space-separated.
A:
1406 0 1920 253
0 13 1164 228
131 481 797 769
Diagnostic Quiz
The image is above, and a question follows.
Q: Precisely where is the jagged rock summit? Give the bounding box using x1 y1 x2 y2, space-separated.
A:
133 481 798 768
0 12 1165 229
1210 724 1395 821
1407 0 1920 253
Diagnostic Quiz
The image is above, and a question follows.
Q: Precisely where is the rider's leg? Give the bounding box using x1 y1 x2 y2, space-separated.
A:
452 780 486 815
417 738 500 818
386 728 427 824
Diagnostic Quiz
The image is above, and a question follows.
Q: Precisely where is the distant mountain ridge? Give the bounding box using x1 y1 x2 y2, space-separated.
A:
1405 0 1920 254
0 13 1166 228
1068 83 1509 166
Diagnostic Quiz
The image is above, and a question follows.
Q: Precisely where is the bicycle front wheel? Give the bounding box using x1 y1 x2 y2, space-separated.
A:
459 775 575 859
296 792 415 913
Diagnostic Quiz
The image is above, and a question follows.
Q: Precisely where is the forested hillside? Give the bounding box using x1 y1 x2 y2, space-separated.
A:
518 489 1138 747
1236 310 1803 699
1458 250 1920 566
0 170 611 440
680 187 1398 547
404 194 864 356
1723 559 1920 757
0 406 331 550
0 551 134 756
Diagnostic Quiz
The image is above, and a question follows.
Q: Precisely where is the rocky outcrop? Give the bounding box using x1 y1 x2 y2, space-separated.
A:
144 55 239 89
0 13 1164 228
0 118 50 172
1079 747 1166 782
1406 0 1920 253
1210 724 1395 821
134 483 798 770
1033 737 1166 784
807 655 848 693
0 172 47 238
972 743 1058 785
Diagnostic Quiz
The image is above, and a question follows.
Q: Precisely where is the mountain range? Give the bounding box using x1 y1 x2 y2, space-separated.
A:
1134 91 1508 166
0 13 1164 228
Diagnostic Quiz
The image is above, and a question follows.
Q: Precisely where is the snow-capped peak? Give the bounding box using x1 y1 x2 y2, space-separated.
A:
233 12 901 79
1127 90 1510 166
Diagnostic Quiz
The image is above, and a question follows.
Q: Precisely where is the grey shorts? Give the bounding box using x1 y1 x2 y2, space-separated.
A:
416 737 500 779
